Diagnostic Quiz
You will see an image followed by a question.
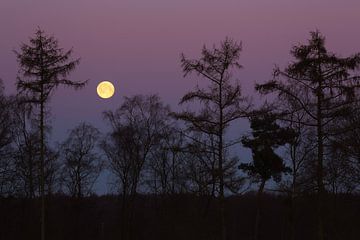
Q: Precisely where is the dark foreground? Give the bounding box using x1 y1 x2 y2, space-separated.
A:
1 193 359 240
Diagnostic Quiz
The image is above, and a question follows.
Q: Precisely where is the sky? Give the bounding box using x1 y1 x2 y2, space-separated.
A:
1 0 360 193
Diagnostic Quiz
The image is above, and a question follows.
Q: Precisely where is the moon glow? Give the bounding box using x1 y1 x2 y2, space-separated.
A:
97 81 115 99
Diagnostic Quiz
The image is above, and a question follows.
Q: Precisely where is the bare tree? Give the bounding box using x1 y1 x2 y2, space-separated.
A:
0 80 16 196
60 122 102 198
102 94 171 240
173 38 251 240
328 105 360 193
15 28 87 240
12 100 40 198
173 130 243 219
181 133 218 196
278 111 316 240
146 127 187 195
12 100 60 198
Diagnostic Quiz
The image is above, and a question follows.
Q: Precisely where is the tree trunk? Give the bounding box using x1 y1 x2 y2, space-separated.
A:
289 175 296 240
254 179 266 240
219 76 226 240
316 82 325 240
29 157 34 199
40 89 45 240
289 145 297 240
120 186 127 240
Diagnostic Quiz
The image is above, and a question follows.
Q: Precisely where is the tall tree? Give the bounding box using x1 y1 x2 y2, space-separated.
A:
240 110 295 240
102 94 171 240
256 31 360 240
173 38 251 240
60 122 103 198
15 28 87 240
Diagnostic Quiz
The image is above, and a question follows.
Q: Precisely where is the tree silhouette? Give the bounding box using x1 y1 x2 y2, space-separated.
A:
256 30 360 240
0 80 15 196
103 94 172 240
147 126 187 195
15 28 87 240
240 110 295 240
12 101 42 198
173 38 251 240
329 104 360 192
279 110 316 240
60 122 103 198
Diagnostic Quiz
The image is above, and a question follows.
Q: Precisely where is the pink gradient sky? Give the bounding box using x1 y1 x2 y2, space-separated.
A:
1 0 360 138
1 0 360 193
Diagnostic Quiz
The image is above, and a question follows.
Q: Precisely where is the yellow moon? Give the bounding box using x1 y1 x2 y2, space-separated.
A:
97 81 115 99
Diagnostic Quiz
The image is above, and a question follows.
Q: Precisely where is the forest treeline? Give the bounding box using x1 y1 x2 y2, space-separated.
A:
1 29 360 240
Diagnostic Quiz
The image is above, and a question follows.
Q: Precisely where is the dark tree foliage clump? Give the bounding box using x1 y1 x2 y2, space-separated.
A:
240 111 295 240
240 112 295 183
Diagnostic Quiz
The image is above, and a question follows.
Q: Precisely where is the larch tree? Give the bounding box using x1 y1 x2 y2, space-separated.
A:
255 31 360 240
15 28 87 240
173 38 251 240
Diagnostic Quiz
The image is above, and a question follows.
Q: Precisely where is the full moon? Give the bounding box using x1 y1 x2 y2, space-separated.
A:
97 81 115 99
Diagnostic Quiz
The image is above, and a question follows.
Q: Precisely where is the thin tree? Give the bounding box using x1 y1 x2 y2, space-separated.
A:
15 28 87 240
256 31 360 240
147 126 186 195
0 80 15 196
60 122 103 198
281 111 316 240
102 94 171 240
173 38 251 240
328 105 360 192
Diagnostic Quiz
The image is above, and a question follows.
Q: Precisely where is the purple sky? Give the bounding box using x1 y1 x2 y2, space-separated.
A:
1 0 360 193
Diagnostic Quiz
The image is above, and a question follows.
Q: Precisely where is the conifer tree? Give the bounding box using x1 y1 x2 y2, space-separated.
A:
174 38 251 240
15 28 87 240
240 111 295 240
256 31 360 240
